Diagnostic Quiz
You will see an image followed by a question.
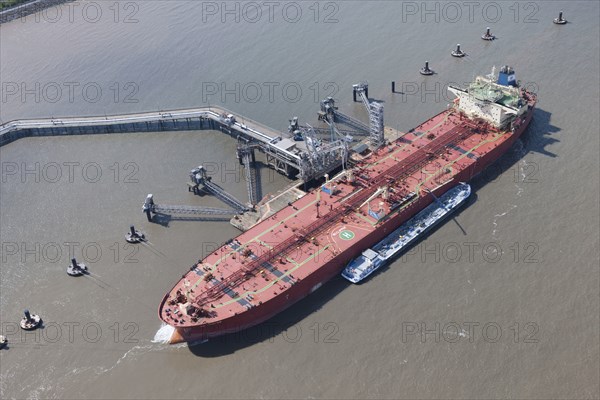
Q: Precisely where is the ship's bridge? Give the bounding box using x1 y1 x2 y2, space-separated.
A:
468 81 504 103
467 78 520 108
450 76 525 129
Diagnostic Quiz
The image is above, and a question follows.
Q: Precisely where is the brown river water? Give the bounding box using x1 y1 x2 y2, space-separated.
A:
0 1 598 398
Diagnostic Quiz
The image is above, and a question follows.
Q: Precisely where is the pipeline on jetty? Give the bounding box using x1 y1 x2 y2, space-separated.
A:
0 0 69 24
1 82 388 186
0 106 346 181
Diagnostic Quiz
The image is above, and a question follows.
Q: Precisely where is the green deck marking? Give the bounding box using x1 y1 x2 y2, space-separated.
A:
218 244 331 308
355 211 377 226
370 111 454 168
339 229 355 240
190 114 508 300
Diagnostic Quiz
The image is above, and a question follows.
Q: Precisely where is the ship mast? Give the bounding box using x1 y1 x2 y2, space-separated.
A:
486 65 496 81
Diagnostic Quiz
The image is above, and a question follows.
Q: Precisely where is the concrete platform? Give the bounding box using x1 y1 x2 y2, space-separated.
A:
230 180 306 231
384 126 407 142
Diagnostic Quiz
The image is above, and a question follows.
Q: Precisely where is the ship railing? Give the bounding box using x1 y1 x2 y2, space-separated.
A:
193 124 477 306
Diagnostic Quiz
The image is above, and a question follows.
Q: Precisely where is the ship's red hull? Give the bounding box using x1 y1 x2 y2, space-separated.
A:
167 105 535 344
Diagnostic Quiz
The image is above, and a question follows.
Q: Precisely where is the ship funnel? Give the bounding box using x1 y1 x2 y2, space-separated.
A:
497 65 517 87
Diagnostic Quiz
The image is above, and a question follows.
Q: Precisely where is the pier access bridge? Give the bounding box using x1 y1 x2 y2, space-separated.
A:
0 106 348 182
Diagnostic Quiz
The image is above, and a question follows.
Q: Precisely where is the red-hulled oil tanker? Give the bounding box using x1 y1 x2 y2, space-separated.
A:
159 66 536 343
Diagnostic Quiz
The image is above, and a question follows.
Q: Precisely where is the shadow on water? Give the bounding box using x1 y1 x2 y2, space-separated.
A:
190 187 210 197
520 108 560 158
187 107 559 357
150 213 232 227
354 193 478 283
470 107 559 192
451 212 468 235
188 276 351 357
187 193 478 357
253 161 265 204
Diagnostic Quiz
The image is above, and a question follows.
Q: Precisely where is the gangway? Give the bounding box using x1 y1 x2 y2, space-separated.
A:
2 104 377 183
189 166 249 211
290 115 360 143
319 97 370 134
0 106 306 180
142 194 241 222
299 125 348 179
355 83 371 111
311 126 364 139
353 83 385 148
236 140 260 207
193 123 476 307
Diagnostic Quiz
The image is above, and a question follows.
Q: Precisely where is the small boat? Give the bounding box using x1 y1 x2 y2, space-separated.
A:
342 183 471 283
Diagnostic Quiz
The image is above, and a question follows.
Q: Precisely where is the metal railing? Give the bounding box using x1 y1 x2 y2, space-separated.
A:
193 123 475 306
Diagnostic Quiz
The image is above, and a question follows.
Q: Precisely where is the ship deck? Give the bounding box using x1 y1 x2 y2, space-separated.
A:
160 107 518 327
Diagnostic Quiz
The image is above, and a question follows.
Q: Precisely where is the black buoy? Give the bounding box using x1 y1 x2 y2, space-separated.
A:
125 225 145 243
451 44 466 57
481 27 495 40
0 335 7 349
20 309 42 330
67 257 88 277
553 11 567 24
420 61 434 76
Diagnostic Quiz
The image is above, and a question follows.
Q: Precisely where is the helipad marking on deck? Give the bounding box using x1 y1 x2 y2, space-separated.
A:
339 230 355 240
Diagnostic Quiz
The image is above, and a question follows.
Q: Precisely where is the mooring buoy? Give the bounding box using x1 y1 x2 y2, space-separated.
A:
481 27 495 40
67 257 88 277
420 61 434 76
553 11 567 24
125 225 145 243
451 44 466 57
20 309 42 330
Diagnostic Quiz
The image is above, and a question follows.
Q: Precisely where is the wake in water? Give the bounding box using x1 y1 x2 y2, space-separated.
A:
82 271 114 290
152 323 208 347
140 241 171 261
79 270 156 313
152 323 175 344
